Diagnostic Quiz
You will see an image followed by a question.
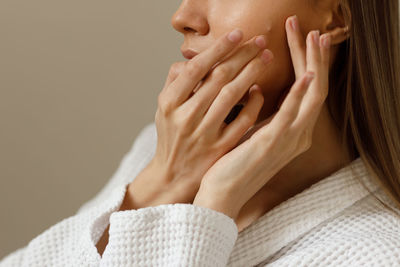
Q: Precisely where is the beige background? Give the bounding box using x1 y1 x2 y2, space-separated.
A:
0 0 182 258
2 0 399 261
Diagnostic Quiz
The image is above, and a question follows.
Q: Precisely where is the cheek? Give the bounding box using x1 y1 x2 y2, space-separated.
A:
251 19 296 110
256 26 295 100
209 2 298 111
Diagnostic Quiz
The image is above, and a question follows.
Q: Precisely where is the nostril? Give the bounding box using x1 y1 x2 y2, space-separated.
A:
184 27 193 32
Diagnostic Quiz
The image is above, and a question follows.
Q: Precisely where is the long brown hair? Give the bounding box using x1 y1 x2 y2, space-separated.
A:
328 0 400 212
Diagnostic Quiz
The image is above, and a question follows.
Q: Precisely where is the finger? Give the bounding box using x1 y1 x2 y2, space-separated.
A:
164 29 243 108
294 33 331 129
268 71 315 132
183 35 268 117
306 30 321 81
299 30 323 121
285 15 307 79
163 61 187 89
202 49 273 128
219 84 264 147
290 30 322 126
318 33 331 98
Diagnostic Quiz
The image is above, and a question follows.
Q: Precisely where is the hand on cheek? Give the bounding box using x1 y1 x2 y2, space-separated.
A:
193 15 332 224
147 28 276 206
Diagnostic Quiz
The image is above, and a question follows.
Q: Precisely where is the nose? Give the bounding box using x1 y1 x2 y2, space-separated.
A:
171 0 209 35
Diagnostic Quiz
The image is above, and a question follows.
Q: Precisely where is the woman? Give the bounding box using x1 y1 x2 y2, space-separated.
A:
1 0 399 266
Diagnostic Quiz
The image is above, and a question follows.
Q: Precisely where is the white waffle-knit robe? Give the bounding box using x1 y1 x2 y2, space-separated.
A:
1 122 400 267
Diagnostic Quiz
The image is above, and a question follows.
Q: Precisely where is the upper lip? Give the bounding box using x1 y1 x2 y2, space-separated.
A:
181 49 199 60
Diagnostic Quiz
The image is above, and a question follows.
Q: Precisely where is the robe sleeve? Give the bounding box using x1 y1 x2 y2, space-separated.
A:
0 121 239 266
99 203 238 266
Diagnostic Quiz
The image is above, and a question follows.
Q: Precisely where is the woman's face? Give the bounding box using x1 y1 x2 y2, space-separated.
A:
171 0 331 119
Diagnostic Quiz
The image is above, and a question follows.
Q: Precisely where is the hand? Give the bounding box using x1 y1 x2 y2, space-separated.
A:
193 15 331 222
127 29 274 205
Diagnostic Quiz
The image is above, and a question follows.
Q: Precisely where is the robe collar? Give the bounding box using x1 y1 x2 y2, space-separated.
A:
227 157 380 266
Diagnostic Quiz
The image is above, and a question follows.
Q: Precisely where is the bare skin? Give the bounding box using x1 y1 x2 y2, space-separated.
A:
96 0 352 256
171 0 352 231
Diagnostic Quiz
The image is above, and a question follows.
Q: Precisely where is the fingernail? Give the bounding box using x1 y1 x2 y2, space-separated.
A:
290 15 298 31
255 35 266 48
227 29 243 43
249 84 260 93
261 49 273 64
312 30 320 46
321 34 331 48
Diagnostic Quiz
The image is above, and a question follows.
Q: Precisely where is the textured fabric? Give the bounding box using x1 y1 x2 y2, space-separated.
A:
1 121 400 267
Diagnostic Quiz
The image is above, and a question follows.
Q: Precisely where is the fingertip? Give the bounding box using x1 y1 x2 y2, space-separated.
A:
261 49 274 65
320 33 331 49
249 84 261 94
255 35 267 49
250 84 264 105
227 29 243 43
287 15 298 32
307 31 318 46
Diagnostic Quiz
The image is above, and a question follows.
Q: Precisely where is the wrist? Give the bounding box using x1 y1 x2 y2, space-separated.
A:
119 159 169 210
193 182 240 220
119 158 197 210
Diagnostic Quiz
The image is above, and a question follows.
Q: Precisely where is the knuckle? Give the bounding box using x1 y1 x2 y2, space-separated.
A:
283 118 293 130
219 85 236 102
281 108 297 122
278 118 293 133
159 102 173 116
259 131 277 148
168 62 181 77
213 64 232 81
157 94 174 116
167 61 187 83
186 60 202 78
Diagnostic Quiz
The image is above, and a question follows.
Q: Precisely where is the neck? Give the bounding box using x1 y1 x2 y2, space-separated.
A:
258 103 355 211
